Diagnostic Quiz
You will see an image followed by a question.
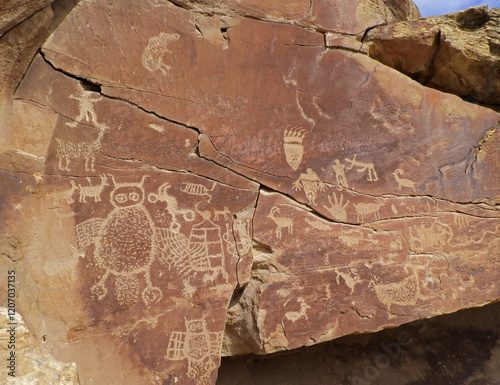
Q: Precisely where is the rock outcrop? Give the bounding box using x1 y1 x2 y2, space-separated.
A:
0 0 499 384
366 6 500 105
0 308 80 384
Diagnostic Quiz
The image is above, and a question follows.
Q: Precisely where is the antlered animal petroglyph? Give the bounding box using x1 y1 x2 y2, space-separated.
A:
268 206 294 239
141 32 180 74
353 198 384 223
345 154 378 182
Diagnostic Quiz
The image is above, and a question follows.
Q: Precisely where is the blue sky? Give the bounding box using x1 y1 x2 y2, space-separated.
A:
412 0 500 17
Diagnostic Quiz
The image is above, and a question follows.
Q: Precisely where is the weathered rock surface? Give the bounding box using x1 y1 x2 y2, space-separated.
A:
0 308 80 384
366 6 500 104
0 0 499 384
218 302 500 385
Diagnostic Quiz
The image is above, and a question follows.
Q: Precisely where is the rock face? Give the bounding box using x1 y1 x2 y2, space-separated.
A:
366 6 500 104
0 308 80 384
0 0 499 384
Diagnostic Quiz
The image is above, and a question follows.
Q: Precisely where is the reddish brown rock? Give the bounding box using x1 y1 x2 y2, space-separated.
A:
0 0 52 36
366 6 500 104
0 0 499 384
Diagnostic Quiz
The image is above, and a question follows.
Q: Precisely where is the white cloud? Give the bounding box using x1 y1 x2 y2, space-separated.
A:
412 0 500 17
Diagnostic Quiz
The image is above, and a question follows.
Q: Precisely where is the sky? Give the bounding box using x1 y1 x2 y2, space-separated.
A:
412 0 500 17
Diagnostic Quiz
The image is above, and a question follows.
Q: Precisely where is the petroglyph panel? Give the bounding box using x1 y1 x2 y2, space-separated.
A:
245 190 500 353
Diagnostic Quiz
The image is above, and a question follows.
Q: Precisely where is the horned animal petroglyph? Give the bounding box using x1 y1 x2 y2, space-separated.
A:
214 206 231 221
78 174 109 203
268 206 294 239
46 181 78 205
393 169 416 192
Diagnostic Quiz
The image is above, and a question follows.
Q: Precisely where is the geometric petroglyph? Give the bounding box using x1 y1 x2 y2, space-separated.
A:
393 168 416 193
156 202 229 292
353 198 384 223
57 90 108 172
292 168 326 205
75 175 163 308
345 154 378 182
180 182 215 203
141 32 180 74
283 126 307 171
267 205 294 239
323 192 350 222
166 318 223 385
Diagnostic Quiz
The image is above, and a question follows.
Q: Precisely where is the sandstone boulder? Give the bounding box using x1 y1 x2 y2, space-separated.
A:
0 0 499 384
366 6 500 104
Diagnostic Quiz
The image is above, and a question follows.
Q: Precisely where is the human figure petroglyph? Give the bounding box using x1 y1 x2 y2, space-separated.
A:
332 159 349 190
141 32 180 74
268 206 294 239
75 175 163 308
284 297 311 322
77 174 109 203
323 192 350 222
283 126 307 171
214 206 231 221
180 182 215 203
65 90 104 128
166 318 223 385
292 168 326 205
46 180 78 205
393 168 416 193
354 199 384 223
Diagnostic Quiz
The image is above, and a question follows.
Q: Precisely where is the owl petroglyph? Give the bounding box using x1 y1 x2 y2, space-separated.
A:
76 174 163 308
